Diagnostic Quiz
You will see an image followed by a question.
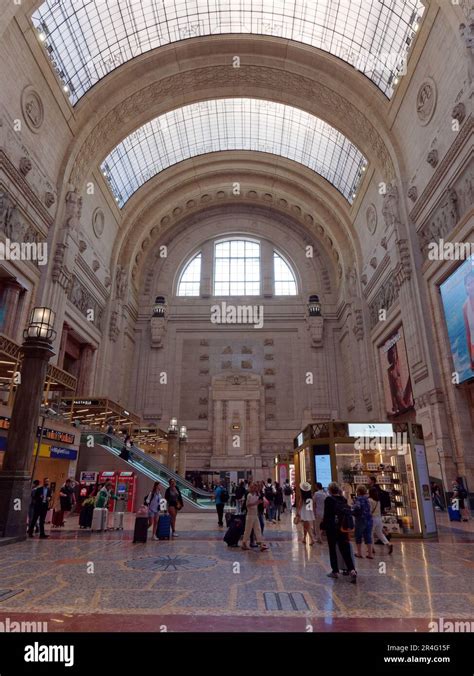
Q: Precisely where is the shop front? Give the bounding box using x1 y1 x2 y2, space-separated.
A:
293 421 437 539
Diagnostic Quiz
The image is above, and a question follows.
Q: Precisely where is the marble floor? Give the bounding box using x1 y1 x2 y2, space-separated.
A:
0 509 472 632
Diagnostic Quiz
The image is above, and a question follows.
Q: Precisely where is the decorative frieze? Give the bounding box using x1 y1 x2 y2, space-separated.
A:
0 188 46 269
68 274 104 331
418 185 468 257
369 276 400 329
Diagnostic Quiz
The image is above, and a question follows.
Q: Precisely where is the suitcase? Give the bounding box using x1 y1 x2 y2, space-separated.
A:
113 512 125 530
51 509 64 527
79 504 94 529
448 505 462 522
224 514 245 547
133 516 149 543
92 507 107 531
156 513 171 540
336 540 354 572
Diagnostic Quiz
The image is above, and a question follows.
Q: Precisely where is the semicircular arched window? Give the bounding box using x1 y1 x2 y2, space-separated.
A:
214 239 260 296
177 252 201 296
274 252 297 296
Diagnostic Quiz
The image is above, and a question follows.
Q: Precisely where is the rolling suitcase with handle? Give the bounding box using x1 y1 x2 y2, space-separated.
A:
224 513 245 547
133 516 149 543
156 513 171 540
92 507 107 531
79 502 94 529
113 511 125 530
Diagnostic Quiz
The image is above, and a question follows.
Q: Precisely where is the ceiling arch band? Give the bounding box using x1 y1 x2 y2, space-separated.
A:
100 98 367 207
32 0 424 103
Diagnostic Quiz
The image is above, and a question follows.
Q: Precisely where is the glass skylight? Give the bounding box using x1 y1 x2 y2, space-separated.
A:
101 98 367 207
274 252 297 296
32 0 425 103
177 252 201 296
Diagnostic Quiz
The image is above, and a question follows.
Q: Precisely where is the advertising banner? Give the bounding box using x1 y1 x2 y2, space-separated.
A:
440 256 474 384
379 326 414 416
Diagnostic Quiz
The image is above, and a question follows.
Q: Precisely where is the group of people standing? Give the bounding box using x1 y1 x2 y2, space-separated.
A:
27 477 76 538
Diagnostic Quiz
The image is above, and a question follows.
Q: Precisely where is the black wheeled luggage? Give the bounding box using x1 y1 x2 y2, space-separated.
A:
79 502 94 528
133 516 149 543
224 514 245 547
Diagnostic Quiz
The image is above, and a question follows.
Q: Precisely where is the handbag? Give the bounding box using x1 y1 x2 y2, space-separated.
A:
293 514 301 525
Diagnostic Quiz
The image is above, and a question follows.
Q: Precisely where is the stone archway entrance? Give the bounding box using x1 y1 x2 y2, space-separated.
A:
210 372 263 471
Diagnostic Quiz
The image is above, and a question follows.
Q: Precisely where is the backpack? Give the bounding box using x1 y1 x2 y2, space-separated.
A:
220 488 229 503
334 497 354 533
284 485 293 496
264 485 275 501
352 496 371 522
379 489 391 514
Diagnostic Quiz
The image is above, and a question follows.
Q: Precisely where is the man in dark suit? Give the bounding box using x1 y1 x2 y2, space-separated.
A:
28 477 52 539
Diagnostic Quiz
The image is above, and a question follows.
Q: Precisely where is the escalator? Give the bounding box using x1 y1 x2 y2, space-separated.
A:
81 431 215 510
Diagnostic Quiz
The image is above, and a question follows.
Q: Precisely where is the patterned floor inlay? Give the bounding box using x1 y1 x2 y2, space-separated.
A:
125 555 218 572
263 592 310 611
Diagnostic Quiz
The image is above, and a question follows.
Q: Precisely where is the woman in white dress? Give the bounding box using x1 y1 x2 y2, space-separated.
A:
297 481 315 545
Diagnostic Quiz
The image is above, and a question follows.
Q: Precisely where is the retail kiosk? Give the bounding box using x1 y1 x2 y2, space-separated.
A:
293 421 437 539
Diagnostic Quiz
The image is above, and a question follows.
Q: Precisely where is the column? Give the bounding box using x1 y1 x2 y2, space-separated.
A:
57 323 70 370
76 344 96 396
178 439 187 476
212 400 223 456
200 240 213 298
1 280 22 339
0 336 54 538
167 432 178 471
249 399 260 456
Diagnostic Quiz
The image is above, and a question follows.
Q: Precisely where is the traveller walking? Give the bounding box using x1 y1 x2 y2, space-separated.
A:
452 479 469 521
145 481 162 538
352 485 373 559
369 487 393 555
241 483 268 551
321 482 357 583
59 479 76 522
28 480 40 534
283 480 293 513
312 482 327 543
28 477 52 539
264 478 276 523
215 481 229 527
274 481 283 521
297 481 315 545
165 479 184 537
235 481 247 513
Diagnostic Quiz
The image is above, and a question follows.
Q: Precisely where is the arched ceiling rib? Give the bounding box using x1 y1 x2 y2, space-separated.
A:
32 0 424 103
101 98 367 207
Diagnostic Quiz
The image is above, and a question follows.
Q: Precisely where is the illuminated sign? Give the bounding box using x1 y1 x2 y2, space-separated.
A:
50 446 78 460
348 423 394 438
38 427 75 444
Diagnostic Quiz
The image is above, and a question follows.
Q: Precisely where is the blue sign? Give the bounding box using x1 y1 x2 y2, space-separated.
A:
50 446 78 460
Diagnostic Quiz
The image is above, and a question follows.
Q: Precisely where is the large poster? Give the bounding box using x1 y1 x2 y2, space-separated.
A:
440 257 474 384
380 327 414 416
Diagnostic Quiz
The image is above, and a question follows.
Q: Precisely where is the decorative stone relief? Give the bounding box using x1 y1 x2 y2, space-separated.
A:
264 338 274 346
353 309 364 341
44 192 55 209
369 277 400 328
459 11 474 85
264 354 274 360
307 315 324 348
427 149 439 168
382 184 401 232
221 361 232 369
199 397 208 405
222 346 232 354
199 369 209 376
361 274 368 286
78 240 87 253
200 339 209 346
242 346 252 354
21 86 44 133
264 368 275 376
407 186 418 203
241 361 252 369
115 265 128 300
452 102 466 125
109 310 119 342
416 79 437 126
366 204 378 235
151 315 166 348
92 259 100 272
396 239 412 284
65 190 83 230
370 256 377 269
104 276 111 289
0 190 46 266
68 275 104 331
200 354 209 361
19 157 32 176
92 208 105 238
418 187 462 256
198 412 208 420
381 237 388 250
